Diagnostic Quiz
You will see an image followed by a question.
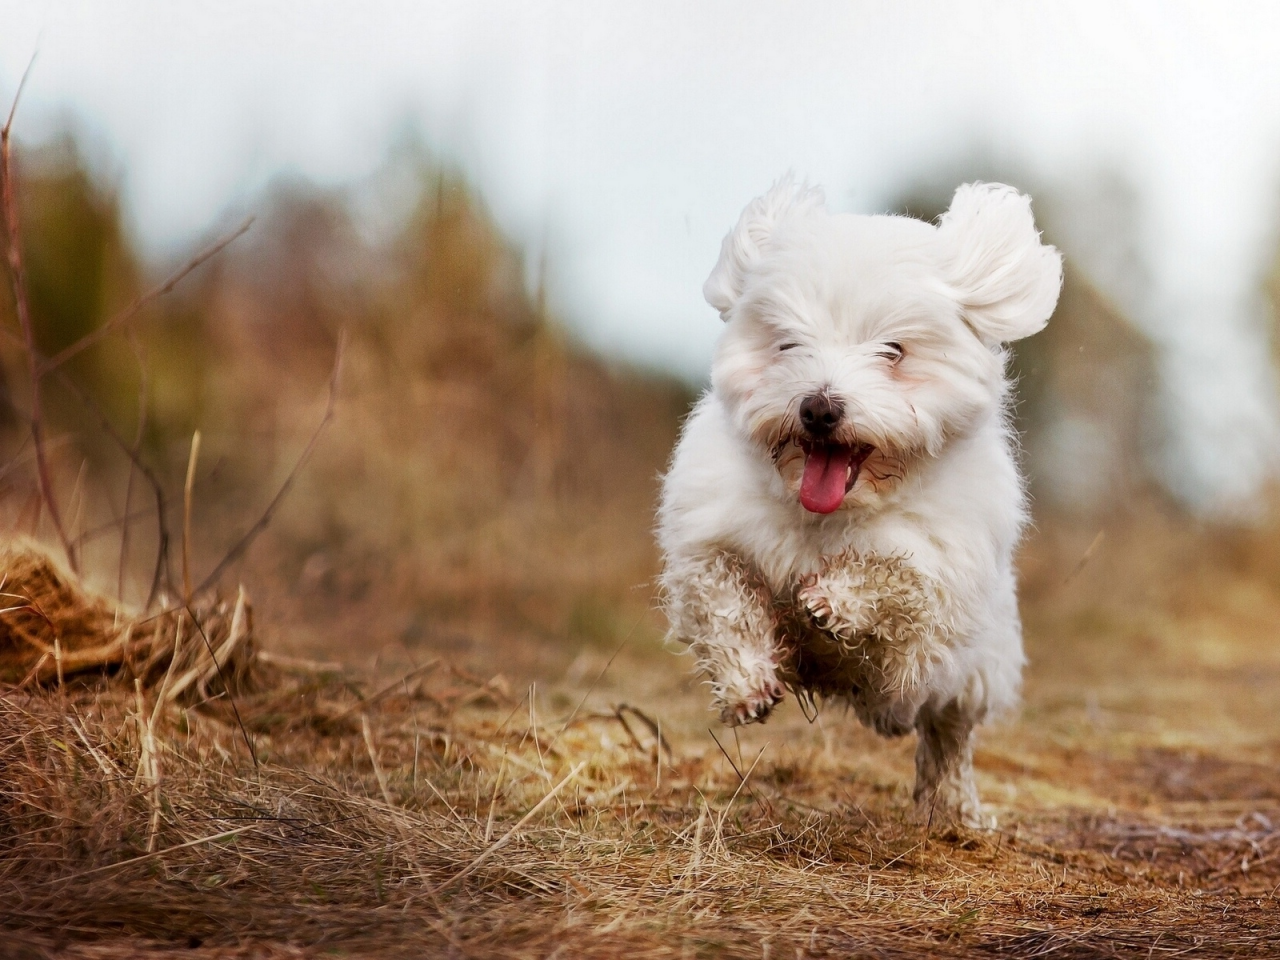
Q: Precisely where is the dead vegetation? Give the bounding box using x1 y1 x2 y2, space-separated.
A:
0 532 1278 959
0 539 256 695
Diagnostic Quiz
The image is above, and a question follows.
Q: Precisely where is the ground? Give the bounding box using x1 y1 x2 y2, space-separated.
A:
3 507 1280 959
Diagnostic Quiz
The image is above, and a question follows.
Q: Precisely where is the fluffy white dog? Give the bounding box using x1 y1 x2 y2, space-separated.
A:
657 179 1061 826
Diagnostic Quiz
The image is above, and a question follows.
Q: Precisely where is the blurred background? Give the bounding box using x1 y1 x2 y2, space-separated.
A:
4 2 1280 705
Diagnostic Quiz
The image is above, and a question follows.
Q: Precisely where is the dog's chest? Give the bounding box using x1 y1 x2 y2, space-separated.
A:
730 506 885 593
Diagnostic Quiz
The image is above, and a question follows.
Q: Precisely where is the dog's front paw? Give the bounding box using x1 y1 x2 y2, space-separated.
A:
797 574 848 637
797 569 878 643
718 673 785 726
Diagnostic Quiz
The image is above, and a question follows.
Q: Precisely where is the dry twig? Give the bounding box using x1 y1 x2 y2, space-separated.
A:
1 56 75 572
194 330 346 597
39 218 253 375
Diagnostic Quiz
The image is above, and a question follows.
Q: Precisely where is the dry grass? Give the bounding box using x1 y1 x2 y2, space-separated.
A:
0 539 256 694
2 532 1280 959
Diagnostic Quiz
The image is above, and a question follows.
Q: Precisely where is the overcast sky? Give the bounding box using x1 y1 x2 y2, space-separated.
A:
5 1 1280 512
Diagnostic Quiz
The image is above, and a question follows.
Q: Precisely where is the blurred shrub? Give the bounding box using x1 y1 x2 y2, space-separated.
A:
15 134 139 357
0 133 144 439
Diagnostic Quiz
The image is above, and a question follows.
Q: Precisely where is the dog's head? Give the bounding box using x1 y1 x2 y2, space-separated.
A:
706 178 1062 514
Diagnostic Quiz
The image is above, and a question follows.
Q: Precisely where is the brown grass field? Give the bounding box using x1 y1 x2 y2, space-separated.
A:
4 503 1280 960
3 127 1280 958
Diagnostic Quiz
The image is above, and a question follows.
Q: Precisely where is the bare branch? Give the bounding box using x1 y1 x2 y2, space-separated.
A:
2 62 77 572
73 507 154 551
193 331 346 598
0 320 176 606
48 367 175 606
39 218 253 375
0 176 244 606
118 333 148 605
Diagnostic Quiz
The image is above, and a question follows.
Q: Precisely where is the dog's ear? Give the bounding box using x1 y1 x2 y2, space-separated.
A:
704 177 825 320
937 182 1063 345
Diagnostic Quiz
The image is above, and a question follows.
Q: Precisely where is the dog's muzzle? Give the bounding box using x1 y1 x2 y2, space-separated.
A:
797 393 872 514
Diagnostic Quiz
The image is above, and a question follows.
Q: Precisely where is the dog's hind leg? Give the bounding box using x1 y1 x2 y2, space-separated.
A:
663 551 785 726
912 699 989 829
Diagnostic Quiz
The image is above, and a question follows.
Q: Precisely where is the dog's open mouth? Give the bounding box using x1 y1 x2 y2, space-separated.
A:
798 441 873 514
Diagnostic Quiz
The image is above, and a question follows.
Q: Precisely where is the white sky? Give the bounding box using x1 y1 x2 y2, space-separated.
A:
5 1 1280 512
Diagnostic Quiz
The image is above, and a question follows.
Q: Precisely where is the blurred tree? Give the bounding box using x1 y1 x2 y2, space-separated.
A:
16 134 140 357
0 132 143 437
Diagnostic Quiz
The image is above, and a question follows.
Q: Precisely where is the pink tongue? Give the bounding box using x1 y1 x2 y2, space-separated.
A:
800 444 856 514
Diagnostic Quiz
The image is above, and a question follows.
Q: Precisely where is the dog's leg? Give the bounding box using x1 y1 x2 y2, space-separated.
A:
664 552 784 726
796 552 949 736
795 555 878 643
912 699 989 829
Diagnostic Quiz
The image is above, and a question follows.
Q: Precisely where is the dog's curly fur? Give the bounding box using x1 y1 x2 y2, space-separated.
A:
658 178 1061 826
786 551 953 734
665 551 785 726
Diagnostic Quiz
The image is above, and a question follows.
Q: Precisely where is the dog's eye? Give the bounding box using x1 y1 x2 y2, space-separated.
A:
877 341 904 362
777 342 800 353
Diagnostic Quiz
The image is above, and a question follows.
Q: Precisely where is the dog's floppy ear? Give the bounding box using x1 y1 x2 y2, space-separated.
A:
936 182 1063 345
704 177 825 320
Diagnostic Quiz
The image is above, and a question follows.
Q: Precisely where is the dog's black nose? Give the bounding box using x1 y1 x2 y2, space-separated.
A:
799 393 843 437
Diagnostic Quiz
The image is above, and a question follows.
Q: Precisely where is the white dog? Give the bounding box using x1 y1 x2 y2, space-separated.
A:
657 179 1061 826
